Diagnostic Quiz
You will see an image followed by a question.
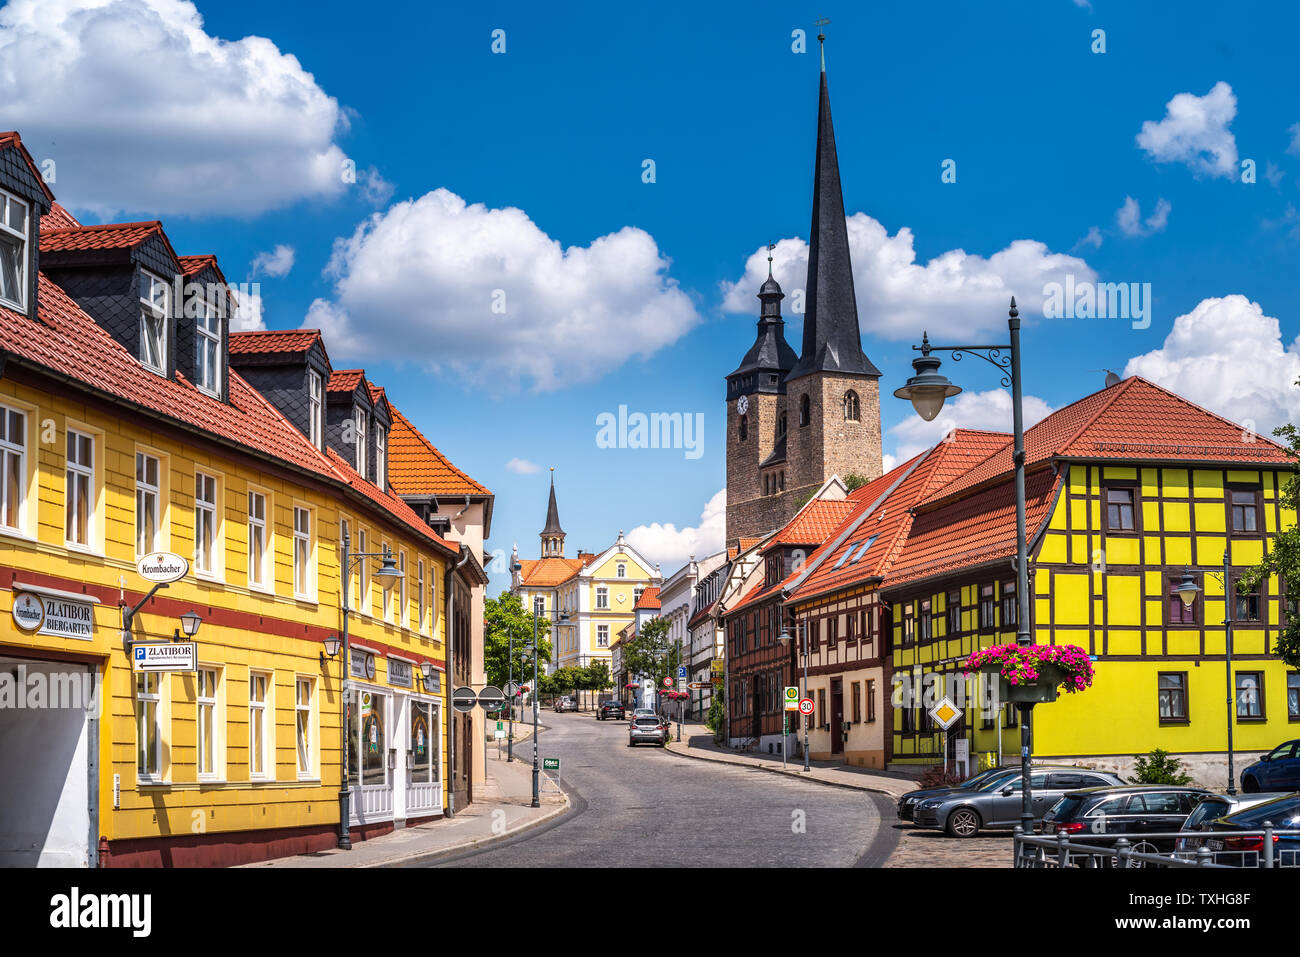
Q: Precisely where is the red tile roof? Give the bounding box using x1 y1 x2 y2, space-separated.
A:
229 329 327 359
178 254 219 278
42 202 80 230
387 405 490 497
0 131 56 204
328 369 365 394
324 448 457 555
634 587 661 610
763 498 858 549
517 557 585 588
39 221 180 264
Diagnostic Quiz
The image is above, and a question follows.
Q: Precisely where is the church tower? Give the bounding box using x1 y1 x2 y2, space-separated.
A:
724 33 883 548
540 468 566 557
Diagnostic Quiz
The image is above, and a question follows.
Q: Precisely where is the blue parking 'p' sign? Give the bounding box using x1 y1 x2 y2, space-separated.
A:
134 647 145 660
677 666 686 679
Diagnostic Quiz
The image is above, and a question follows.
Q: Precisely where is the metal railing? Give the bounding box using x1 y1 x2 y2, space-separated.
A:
1013 823 1300 868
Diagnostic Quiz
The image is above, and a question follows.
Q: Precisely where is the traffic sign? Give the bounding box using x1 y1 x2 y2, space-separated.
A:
928 696 962 730
783 686 800 712
451 687 477 713
131 641 197 673
677 666 687 679
662 676 674 688
477 685 506 711
798 697 814 716
505 681 521 697
686 682 711 690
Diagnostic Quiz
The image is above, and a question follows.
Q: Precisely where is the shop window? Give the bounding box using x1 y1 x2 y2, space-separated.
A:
355 690 388 786
411 702 440 785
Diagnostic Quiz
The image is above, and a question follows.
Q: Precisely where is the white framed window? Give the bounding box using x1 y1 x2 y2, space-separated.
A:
65 429 94 547
398 550 406 626
308 370 323 448
295 676 314 779
249 671 272 779
616 562 626 578
293 506 313 599
357 527 370 612
135 451 161 555
355 409 367 479
376 426 386 486
417 559 427 633
0 403 27 531
139 270 170 374
194 471 217 575
596 586 609 610
136 672 162 781
597 624 609 647
248 490 268 589
195 295 222 397
0 188 28 311
197 667 220 779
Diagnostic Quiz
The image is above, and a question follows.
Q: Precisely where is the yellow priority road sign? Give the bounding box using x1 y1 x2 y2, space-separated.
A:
928 696 962 730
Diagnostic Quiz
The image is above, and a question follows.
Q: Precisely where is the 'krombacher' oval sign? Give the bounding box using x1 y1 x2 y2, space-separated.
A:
136 552 189 584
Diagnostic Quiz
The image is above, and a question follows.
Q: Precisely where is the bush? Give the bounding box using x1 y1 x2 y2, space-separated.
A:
1129 747 1191 785
706 688 725 741
915 765 966 789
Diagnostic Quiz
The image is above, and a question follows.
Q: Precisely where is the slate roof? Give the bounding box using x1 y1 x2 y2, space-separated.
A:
0 131 56 204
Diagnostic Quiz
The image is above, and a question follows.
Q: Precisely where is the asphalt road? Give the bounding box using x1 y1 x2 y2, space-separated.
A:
418 711 898 868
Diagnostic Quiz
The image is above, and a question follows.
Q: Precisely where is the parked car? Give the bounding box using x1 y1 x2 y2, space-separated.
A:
1175 792 1291 855
553 695 578 713
914 768 1124 837
628 714 668 747
898 765 1094 822
631 708 658 722
1240 740 1300 793
1040 785 1213 853
1197 792 1300 866
597 700 626 721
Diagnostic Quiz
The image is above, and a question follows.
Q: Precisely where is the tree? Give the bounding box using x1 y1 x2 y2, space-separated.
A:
1130 748 1192 785
842 472 871 492
483 591 552 690
585 660 613 695
621 617 679 688
1240 419 1300 668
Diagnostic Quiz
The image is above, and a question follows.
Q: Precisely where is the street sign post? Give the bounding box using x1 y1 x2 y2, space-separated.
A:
783 686 799 712
928 696 962 730
677 666 687 679
686 681 710 690
477 685 506 712
451 687 477 713
131 641 197 673
798 697 814 716
662 676 673 688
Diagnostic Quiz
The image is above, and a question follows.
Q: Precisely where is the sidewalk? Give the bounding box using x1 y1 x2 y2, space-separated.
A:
241 741 568 868
664 721 917 799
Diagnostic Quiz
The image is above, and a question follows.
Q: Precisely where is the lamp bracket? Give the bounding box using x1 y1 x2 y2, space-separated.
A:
917 341 1013 389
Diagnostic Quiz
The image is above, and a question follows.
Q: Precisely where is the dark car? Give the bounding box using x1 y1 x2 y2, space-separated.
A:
1199 792 1300 866
898 765 1035 822
1040 785 1212 853
628 714 668 747
914 768 1124 837
597 700 625 721
1240 740 1300 793
1175 792 1291 856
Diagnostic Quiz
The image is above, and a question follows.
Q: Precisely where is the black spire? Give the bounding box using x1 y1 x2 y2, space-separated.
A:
788 36 880 381
727 244 798 397
542 469 563 535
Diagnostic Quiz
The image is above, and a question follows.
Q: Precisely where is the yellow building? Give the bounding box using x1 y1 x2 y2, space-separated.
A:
0 133 480 866
882 377 1297 782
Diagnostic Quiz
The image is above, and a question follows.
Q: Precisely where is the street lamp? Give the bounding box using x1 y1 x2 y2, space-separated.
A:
524 602 568 808
177 610 202 639
895 298 1034 832
778 620 811 772
1174 554 1237 794
327 530 403 850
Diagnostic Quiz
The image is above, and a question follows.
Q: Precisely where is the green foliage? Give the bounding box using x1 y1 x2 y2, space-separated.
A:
842 472 871 492
483 591 552 690
584 660 613 693
706 685 726 740
1240 420 1300 668
1129 747 1192 785
621 617 680 685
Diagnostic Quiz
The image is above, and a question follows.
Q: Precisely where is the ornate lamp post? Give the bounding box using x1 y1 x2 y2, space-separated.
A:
778 619 811 772
1174 554 1236 794
894 298 1034 831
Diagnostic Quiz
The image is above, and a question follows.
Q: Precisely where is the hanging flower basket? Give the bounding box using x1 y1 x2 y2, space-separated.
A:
662 690 690 701
963 644 1094 705
624 683 639 690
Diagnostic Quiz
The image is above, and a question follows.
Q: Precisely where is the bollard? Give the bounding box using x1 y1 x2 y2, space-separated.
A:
1057 828 1069 868
1013 825 1023 868
1263 821 1275 869
1115 837 1131 869
1196 845 1213 867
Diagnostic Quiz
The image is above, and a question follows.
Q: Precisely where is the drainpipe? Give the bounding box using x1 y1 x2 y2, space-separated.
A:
443 544 470 818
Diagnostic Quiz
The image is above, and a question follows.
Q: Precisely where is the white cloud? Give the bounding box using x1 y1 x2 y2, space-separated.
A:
1136 82 1238 179
505 458 541 474
1073 225 1104 251
1116 196 1171 237
887 388 1054 462
250 244 295 278
1265 161 1286 189
0 0 356 216
1288 123 1300 158
627 489 725 574
307 188 699 390
721 215 1096 341
231 287 266 332
1124 294 1300 434
880 452 899 474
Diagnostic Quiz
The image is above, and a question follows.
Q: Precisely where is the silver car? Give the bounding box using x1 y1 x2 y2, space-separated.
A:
913 768 1124 837
628 714 667 747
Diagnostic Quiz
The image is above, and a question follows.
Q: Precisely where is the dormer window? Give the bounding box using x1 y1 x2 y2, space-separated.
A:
355 408 367 479
376 425 386 486
308 371 323 448
139 270 170 374
0 188 29 311
195 293 222 398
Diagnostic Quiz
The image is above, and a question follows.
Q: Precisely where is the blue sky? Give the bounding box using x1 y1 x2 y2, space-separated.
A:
6 0 1300 594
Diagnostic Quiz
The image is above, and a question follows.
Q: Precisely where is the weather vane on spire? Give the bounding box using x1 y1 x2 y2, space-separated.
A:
815 15 830 71
767 242 775 278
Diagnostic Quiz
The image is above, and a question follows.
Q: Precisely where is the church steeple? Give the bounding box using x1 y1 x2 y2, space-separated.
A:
787 34 880 382
541 468 565 557
727 244 798 399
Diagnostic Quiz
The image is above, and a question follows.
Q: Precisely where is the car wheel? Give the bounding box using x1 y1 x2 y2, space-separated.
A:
945 807 981 838
1242 775 1259 793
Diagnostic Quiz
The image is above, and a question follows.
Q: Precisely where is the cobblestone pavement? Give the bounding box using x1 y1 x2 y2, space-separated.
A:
424 712 900 868
885 823 1014 867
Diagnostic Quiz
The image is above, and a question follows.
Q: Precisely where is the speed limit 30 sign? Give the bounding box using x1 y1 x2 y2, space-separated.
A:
798 697 815 716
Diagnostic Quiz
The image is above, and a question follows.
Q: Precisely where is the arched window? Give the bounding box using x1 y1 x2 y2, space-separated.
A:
739 415 748 441
779 471 785 491
778 411 787 437
799 394 810 427
843 390 860 422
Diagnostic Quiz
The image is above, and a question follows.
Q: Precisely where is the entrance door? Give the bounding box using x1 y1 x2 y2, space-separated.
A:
751 683 762 739
831 678 844 755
